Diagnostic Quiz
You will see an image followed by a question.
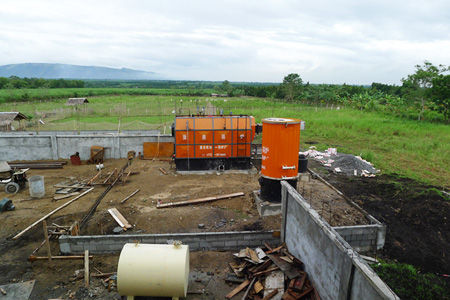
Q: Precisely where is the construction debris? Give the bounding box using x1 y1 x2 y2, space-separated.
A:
53 192 79 201
28 255 93 262
79 159 133 229
8 161 66 169
120 189 140 204
12 187 94 240
300 147 379 177
225 244 319 300
157 192 245 208
0 198 15 212
108 208 132 230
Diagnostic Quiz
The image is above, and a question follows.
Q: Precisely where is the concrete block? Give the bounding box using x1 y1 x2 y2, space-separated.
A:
224 240 238 247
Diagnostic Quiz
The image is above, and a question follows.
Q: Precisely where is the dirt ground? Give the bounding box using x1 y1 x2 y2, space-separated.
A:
297 174 368 226
322 165 450 275
0 158 396 299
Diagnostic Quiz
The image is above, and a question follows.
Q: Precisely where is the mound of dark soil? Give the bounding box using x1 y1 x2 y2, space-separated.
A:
326 172 449 274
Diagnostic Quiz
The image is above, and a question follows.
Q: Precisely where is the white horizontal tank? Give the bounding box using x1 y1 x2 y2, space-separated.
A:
117 243 189 298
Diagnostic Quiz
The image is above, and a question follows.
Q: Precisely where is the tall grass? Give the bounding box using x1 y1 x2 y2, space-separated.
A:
0 95 448 187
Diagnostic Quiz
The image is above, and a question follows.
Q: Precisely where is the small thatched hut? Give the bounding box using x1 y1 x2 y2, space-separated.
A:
67 98 89 105
0 112 28 131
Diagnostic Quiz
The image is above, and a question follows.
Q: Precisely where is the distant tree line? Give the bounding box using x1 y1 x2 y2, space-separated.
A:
217 61 449 122
0 76 84 89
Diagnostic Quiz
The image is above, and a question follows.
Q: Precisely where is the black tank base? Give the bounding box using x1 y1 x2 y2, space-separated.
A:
259 177 298 203
175 157 251 171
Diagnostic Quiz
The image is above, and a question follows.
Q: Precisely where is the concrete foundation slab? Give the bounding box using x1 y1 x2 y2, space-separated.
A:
176 167 258 175
252 190 282 216
0 280 35 300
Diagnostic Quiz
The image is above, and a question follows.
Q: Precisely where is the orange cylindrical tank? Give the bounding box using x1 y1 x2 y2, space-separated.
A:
261 118 300 180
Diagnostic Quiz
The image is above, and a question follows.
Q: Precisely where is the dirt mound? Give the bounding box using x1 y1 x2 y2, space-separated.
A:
327 172 450 274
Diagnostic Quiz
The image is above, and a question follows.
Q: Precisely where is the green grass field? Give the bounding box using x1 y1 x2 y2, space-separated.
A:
0 94 448 187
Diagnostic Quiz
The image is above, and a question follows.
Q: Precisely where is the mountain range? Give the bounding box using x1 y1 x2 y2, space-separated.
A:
0 63 160 80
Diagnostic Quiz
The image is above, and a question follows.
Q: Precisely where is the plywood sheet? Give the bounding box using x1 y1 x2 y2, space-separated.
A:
143 142 173 158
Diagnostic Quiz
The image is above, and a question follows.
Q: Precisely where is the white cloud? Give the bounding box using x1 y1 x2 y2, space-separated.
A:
0 0 449 83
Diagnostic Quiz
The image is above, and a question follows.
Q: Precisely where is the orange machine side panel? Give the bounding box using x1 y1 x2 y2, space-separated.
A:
175 131 195 145
175 118 195 130
174 115 255 159
214 130 231 144
214 144 231 158
175 145 195 158
194 130 213 144
143 142 174 158
195 145 213 158
261 121 300 179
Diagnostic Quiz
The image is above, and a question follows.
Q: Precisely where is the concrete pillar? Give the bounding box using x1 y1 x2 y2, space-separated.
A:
50 135 58 159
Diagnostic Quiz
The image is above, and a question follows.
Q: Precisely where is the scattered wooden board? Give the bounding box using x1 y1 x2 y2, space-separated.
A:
12 188 94 240
54 192 80 201
120 189 140 204
108 208 132 229
84 250 89 288
268 254 302 279
225 279 250 299
157 192 245 208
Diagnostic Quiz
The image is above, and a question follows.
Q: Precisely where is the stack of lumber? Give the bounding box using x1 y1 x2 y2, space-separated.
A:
225 244 320 300
9 161 67 169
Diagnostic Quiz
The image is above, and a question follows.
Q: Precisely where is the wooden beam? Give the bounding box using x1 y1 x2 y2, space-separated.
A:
12 188 94 240
103 169 116 184
120 189 140 204
84 250 89 287
28 255 92 262
87 170 102 185
157 192 245 208
42 220 51 262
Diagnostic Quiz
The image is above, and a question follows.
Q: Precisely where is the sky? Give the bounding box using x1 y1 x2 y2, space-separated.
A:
0 0 449 84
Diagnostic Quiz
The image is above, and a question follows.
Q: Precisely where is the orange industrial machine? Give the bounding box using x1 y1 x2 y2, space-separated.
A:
173 115 257 171
259 117 301 202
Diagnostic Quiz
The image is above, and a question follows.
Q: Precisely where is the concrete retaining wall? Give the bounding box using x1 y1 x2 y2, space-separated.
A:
0 131 173 161
281 181 398 300
334 225 386 252
59 231 280 254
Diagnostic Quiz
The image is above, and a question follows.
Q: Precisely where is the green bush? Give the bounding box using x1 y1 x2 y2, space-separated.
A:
372 262 449 299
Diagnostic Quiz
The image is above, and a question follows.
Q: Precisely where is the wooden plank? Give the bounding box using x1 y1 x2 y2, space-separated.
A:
53 192 80 201
28 255 93 261
253 266 279 276
262 288 278 300
122 170 132 184
268 254 302 279
87 170 102 185
157 192 245 208
42 220 51 262
159 167 168 175
225 279 250 299
108 208 132 229
84 250 89 287
12 188 94 240
120 189 140 204
91 272 116 278
103 169 116 184
254 280 264 294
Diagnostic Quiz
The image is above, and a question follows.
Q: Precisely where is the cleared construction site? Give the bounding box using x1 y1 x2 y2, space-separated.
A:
0 113 399 299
